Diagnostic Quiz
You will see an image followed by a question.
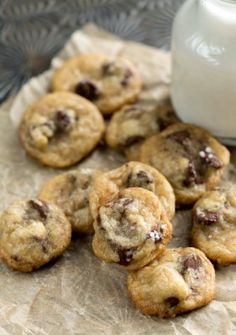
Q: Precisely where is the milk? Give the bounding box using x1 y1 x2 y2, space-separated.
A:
171 0 236 141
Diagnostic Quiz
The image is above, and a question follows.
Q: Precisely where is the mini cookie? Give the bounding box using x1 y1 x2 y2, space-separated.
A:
0 199 72 272
140 123 230 205
51 53 142 115
19 92 105 168
89 161 175 221
92 188 172 270
192 188 236 265
39 169 100 234
127 247 216 317
106 99 179 160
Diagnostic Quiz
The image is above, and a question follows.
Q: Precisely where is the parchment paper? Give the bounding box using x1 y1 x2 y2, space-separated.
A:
1 24 236 335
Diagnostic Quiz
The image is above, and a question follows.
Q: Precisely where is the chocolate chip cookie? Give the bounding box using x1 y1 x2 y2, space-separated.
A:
140 123 230 205
106 99 179 160
39 169 100 234
0 199 72 272
191 187 236 265
127 247 216 317
51 53 142 115
92 188 172 270
19 92 105 168
89 161 175 221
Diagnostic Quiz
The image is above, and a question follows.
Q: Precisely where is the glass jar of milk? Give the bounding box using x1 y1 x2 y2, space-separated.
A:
171 0 236 143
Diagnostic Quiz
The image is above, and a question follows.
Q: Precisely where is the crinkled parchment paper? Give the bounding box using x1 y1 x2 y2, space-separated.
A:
0 24 236 335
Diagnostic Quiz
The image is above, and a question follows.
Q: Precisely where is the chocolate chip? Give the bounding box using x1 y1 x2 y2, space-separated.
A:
33 237 49 253
102 61 116 75
127 170 154 188
68 174 77 184
121 69 133 87
11 255 20 262
209 156 223 169
182 254 202 272
124 106 142 114
40 240 49 253
121 198 134 207
165 297 180 307
81 198 89 208
122 135 144 147
117 248 133 266
29 200 49 221
75 80 99 101
167 130 190 145
55 110 71 131
146 229 162 243
184 161 202 187
199 147 223 169
195 209 220 225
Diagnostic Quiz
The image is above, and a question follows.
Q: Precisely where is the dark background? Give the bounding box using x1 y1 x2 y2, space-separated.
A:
0 0 183 102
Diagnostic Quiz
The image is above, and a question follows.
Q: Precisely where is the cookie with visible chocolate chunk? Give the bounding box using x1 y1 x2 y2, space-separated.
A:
51 53 142 115
106 99 179 160
89 161 175 221
191 187 236 265
39 169 100 234
140 123 230 205
92 188 172 270
0 199 72 272
127 247 216 317
19 92 105 168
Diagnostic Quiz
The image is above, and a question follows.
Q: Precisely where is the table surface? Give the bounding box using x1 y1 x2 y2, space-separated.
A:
0 0 184 103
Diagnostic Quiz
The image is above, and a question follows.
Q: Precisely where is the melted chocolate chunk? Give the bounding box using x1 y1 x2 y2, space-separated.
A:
195 209 220 225
121 69 133 87
75 80 99 100
29 200 49 221
182 254 202 272
184 161 202 187
165 297 180 307
55 110 71 131
102 61 116 76
127 170 154 188
199 147 223 169
146 229 162 243
117 248 134 266
167 130 190 146
123 135 144 147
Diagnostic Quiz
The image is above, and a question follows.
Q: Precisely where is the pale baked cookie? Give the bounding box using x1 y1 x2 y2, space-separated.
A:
19 92 105 168
192 188 236 265
106 99 179 160
39 169 100 234
89 161 175 221
127 247 216 317
92 188 172 270
0 199 72 272
140 123 230 205
51 53 142 115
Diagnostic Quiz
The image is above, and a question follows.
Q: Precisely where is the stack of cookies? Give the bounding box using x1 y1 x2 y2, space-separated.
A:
0 52 233 318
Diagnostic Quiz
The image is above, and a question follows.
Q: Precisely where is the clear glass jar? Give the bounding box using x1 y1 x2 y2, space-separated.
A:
171 0 236 143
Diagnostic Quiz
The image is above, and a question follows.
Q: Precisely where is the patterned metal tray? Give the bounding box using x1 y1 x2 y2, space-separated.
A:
0 0 184 102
